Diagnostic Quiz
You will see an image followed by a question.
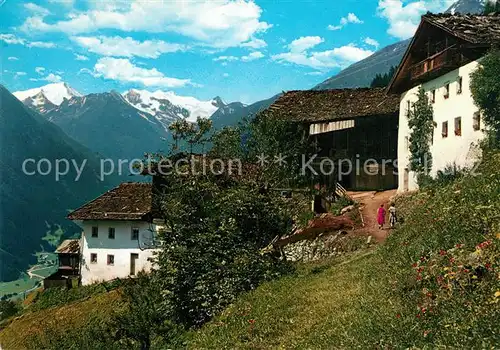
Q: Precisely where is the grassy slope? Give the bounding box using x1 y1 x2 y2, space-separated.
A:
190 152 500 349
0 289 124 349
1 154 499 349
188 251 409 349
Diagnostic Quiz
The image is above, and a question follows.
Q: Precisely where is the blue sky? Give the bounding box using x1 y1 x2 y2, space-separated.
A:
1 0 455 104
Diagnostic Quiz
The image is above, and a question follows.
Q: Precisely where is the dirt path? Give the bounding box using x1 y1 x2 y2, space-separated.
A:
347 190 397 242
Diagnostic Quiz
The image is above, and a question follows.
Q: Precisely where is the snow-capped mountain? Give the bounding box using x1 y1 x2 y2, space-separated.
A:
14 83 82 114
446 0 486 14
123 89 225 130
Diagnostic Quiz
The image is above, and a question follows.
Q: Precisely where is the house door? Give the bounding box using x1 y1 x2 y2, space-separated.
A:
403 169 409 191
130 253 139 275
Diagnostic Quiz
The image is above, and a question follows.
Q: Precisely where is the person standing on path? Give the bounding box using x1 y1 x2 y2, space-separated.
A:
377 204 386 229
389 203 397 228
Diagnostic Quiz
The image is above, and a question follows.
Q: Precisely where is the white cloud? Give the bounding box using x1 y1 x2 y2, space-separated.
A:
377 0 455 39
24 3 51 16
35 67 45 75
0 33 55 48
272 43 373 70
7 56 18 61
44 73 62 83
287 36 324 53
0 34 25 45
15 71 27 77
19 0 271 48
84 57 196 88
223 72 229 77
74 53 89 61
241 51 264 61
213 52 264 63
364 37 380 48
27 41 56 48
327 12 363 31
71 36 186 59
305 71 326 76
213 55 239 62
240 37 267 49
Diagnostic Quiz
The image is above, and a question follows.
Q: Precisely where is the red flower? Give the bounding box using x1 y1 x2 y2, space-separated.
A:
485 263 492 270
396 313 401 318
439 250 447 256
412 263 418 268
456 244 464 249
426 292 432 298
449 257 455 263
248 319 255 324
416 275 422 281
417 267 424 273
416 313 421 318
423 330 430 337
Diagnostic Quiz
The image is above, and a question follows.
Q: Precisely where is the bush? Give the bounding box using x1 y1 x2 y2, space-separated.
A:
154 175 295 328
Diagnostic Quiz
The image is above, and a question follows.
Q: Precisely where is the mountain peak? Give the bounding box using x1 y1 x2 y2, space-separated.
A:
446 0 486 14
14 82 82 106
212 96 226 108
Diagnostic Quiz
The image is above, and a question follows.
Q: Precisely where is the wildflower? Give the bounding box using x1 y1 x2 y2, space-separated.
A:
248 319 255 324
416 313 421 318
449 257 455 263
456 243 464 249
423 330 430 337
426 292 433 298
396 313 401 318
496 233 500 240
495 291 500 298
485 263 492 270
412 263 418 268
416 275 422 281
439 250 447 256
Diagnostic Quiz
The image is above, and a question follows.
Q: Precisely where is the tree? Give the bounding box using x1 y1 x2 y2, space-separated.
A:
0 299 20 321
470 50 500 142
407 87 435 179
370 66 397 88
483 0 500 14
113 273 184 350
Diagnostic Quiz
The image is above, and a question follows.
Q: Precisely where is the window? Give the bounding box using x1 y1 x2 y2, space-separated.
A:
108 227 115 239
404 136 409 150
90 253 97 264
444 83 450 99
442 121 448 138
91 226 98 238
457 76 463 94
454 117 462 136
131 227 139 240
107 254 114 266
430 90 435 103
406 100 411 113
473 112 481 131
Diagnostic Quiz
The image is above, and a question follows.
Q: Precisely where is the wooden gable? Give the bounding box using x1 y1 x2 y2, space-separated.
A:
387 14 498 94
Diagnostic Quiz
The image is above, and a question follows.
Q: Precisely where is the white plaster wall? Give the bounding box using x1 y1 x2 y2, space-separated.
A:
398 60 485 192
80 220 158 285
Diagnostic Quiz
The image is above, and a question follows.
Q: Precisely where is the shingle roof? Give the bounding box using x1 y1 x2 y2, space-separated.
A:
262 88 400 123
67 182 152 221
55 239 80 254
423 13 500 44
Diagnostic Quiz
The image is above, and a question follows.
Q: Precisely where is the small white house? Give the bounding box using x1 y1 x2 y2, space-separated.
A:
387 13 500 191
68 182 161 285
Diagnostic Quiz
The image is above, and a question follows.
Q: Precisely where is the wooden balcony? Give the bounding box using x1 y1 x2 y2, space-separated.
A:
410 46 462 80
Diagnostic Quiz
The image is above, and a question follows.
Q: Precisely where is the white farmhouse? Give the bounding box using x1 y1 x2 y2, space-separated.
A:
68 182 161 285
387 13 500 191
